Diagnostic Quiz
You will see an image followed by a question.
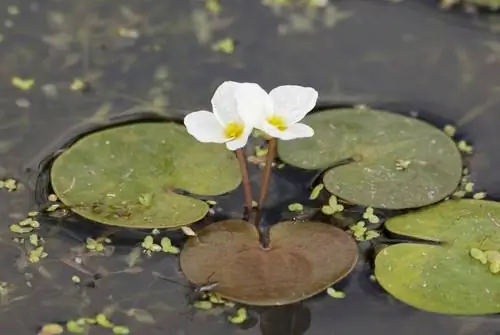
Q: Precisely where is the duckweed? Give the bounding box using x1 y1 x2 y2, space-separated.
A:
193 300 213 310
469 247 500 273
29 246 48 263
11 77 35 91
227 307 248 324
309 183 324 200
321 195 344 215
211 37 235 54
161 237 180 254
288 202 304 212
363 207 380 224
0 178 18 191
473 192 487 200
443 124 456 137
326 287 346 299
457 140 473 154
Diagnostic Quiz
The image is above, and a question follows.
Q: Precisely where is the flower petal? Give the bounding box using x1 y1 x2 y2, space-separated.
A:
234 83 273 126
184 111 227 143
269 85 318 125
279 123 314 140
260 122 284 139
262 122 314 140
225 126 252 151
211 81 243 126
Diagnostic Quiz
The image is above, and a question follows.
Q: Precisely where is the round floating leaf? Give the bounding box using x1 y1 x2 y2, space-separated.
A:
277 108 462 209
375 199 500 315
50 122 241 229
180 220 358 306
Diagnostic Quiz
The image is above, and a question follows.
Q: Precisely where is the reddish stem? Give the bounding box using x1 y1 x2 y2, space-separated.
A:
254 138 277 229
235 148 253 221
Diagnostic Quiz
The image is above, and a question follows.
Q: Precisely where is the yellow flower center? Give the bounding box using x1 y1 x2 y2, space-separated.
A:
267 115 287 131
224 122 244 139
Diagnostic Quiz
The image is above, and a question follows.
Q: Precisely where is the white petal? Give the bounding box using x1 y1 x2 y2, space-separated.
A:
279 123 314 140
269 85 318 125
184 111 227 143
260 122 284 139
211 81 243 126
234 83 273 126
225 126 252 151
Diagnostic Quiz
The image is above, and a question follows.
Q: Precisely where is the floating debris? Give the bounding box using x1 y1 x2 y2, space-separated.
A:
321 195 344 215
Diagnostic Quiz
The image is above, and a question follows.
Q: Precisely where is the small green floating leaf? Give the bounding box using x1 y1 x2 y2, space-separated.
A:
39 323 64 335
10 224 33 234
443 124 456 137
11 77 35 91
112 326 130 335
375 199 500 315
288 203 304 212
309 183 324 200
278 108 463 209
470 248 487 264
193 300 213 310
95 314 114 328
473 192 487 200
161 237 180 254
211 37 235 54
228 307 248 324
50 122 241 229
326 287 346 299
66 321 86 334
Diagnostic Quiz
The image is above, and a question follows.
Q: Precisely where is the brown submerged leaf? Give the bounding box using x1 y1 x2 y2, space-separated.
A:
180 220 358 306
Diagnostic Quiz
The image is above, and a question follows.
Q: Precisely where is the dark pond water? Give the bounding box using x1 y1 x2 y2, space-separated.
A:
2 0 500 334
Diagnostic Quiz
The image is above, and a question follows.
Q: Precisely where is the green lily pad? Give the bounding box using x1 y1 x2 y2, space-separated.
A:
50 122 241 229
180 220 358 306
375 199 500 315
277 108 462 209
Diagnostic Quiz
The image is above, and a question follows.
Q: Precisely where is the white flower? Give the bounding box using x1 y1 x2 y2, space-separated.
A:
183 81 263 151
234 84 318 140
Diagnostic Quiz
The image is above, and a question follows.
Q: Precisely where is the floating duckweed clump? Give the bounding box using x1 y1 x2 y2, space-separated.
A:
227 307 248 324
141 235 179 256
470 248 500 274
321 195 344 215
362 207 380 224
0 178 18 191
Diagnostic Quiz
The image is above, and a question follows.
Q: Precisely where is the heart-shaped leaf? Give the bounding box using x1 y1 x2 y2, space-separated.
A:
180 219 358 306
375 199 500 315
277 107 463 209
50 122 241 229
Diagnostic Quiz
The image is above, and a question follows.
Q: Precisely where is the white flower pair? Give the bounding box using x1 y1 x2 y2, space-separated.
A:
184 81 318 150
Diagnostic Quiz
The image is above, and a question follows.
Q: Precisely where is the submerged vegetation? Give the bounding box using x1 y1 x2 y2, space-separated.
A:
1 0 500 334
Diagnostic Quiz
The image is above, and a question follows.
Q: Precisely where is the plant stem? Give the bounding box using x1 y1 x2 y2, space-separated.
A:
257 138 277 216
235 148 253 221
